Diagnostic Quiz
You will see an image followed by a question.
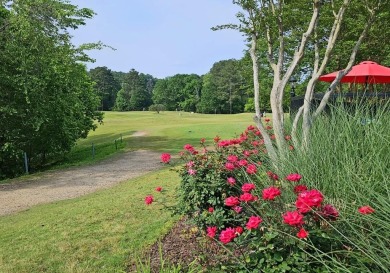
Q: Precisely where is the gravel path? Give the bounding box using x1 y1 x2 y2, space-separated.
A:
0 149 162 216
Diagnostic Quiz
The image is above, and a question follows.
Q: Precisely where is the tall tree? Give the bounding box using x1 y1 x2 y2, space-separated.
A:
0 0 102 178
89 66 121 110
198 59 246 114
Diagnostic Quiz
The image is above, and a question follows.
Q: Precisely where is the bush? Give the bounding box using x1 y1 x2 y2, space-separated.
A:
149 103 389 272
149 104 166 113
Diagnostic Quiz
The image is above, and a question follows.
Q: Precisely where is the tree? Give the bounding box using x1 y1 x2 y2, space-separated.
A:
0 0 102 178
218 0 384 164
198 59 246 114
89 66 121 110
152 74 202 112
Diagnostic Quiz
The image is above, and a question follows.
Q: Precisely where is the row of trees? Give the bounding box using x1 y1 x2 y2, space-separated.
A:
89 57 283 114
0 0 103 178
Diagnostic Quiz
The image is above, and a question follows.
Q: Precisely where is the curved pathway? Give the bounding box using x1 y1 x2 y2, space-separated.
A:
0 149 162 216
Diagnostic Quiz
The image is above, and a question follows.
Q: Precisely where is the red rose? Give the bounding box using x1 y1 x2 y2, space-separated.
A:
238 159 248 166
225 196 240 207
183 144 194 151
246 216 262 230
321 204 339 220
225 162 235 171
227 177 236 185
262 186 281 200
246 164 257 175
160 153 171 164
235 226 244 234
200 138 205 144
155 187 162 192
247 125 255 131
214 135 221 143
285 135 292 141
264 118 271 122
219 227 236 244
207 226 217 238
297 228 309 239
283 211 304 226
296 189 324 213
227 155 238 162
208 207 214 213
358 205 375 214
241 183 256 192
289 145 295 151
144 195 154 205
294 184 308 193
286 173 302 182
243 150 251 157
239 193 256 202
266 126 273 130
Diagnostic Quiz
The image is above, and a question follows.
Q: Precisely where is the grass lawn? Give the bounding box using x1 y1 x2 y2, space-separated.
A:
62 111 255 167
0 168 180 273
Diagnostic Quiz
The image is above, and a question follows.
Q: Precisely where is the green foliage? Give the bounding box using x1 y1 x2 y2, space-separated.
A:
149 104 166 113
115 69 155 111
0 0 102 179
89 66 121 110
198 59 248 114
152 74 202 112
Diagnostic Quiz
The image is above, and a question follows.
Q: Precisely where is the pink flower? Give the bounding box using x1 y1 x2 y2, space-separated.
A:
294 185 308 193
297 228 309 239
200 138 205 144
225 196 240 207
283 211 304 226
238 159 248 166
243 150 251 157
233 206 242 213
144 195 154 205
219 227 236 244
208 207 214 213
286 173 302 182
358 205 375 214
227 177 236 186
241 183 256 192
183 144 194 151
285 135 292 141
186 161 194 168
188 169 197 175
296 189 324 213
246 164 257 175
225 162 235 171
246 216 262 230
235 226 244 234
155 187 162 192
207 226 217 238
321 204 339 220
160 153 171 164
289 145 295 151
247 125 255 131
262 186 281 200
239 193 256 202
227 155 238 162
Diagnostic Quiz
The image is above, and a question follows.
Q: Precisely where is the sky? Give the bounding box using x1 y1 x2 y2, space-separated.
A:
69 0 247 79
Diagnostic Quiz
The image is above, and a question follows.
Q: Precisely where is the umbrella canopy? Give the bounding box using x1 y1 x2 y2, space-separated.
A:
319 61 390 84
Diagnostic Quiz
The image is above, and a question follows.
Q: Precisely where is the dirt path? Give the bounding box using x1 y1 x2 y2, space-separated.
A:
0 149 162 216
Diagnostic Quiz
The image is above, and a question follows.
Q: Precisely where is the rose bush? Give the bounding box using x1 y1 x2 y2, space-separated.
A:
147 120 379 272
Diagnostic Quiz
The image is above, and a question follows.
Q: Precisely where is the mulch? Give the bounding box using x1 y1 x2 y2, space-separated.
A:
128 218 232 273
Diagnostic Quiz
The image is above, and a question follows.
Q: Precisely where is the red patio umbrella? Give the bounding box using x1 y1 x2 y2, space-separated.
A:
319 61 390 84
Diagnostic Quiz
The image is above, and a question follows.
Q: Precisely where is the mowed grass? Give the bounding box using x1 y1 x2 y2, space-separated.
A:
63 111 255 166
0 112 255 273
0 168 179 273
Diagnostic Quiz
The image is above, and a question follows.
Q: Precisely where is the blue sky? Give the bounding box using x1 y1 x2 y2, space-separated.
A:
69 0 246 78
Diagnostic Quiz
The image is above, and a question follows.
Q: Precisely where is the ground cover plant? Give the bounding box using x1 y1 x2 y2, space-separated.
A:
149 104 389 272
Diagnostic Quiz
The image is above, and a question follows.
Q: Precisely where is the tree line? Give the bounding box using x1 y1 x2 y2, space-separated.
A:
89 55 285 114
